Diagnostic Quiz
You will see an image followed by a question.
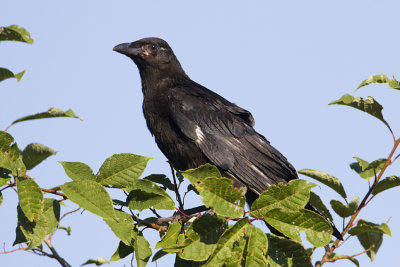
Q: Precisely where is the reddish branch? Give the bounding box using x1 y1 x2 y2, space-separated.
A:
317 137 400 266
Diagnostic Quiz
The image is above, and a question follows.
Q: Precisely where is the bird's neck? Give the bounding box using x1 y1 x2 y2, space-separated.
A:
139 66 190 96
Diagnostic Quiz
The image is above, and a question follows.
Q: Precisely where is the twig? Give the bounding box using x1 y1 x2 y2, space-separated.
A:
43 239 71 267
0 244 26 254
323 245 374 263
4 123 13 132
41 187 67 199
317 137 400 266
169 164 184 211
150 208 162 218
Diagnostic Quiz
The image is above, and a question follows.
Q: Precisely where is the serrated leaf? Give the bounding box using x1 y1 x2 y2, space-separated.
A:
349 220 391 236
250 179 315 218
179 214 227 261
0 131 26 176
60 180 116 220
357 231 383 261
309 191 333 222
193 177 245 218
267 234 312 267
329 94 391 132
134 232 152 267
104 210 135 246
372 176 400 195
350 157 387 179
203 217 249 267
97 153 151 189
181 164 222 184
244 225 268 267
0 25 34 44
126 179 175 211
265 209 332 247
156 222 182 252
356 74 390 90
11 107 82 125
81 258 109 266
110 241 133 261
17 178 44 222
16 199 60 249
298 169 346 199
59 161 96 181
0 68 25 82
22 143 56 170
330 197 359 218
143 174 174 191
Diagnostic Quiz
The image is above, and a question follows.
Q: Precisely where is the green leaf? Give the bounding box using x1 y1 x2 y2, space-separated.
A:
156 222 182 252
11 107 82 125
181 164 222 184
143 174 174 191
250 179 315 218
0 131 26 176
194 177 245 218
134 232 152 267
110 241 134 261
0 25 34 44
0 68 25 82
17 178 44 222
349 220 391 236
16 199 60 249
22 143 56 170
103 210 135 246
350 157 387 179
330 197 359 218
151 250 168 262
175 256 204 267
329 94 391 132
372 176 400 195
60 180 116 220
298 169 346 199
178 214 227 261
357 231 383 261
243 225 268 267
309 191 333 222
265 209 332 247
267 234 312 267
388 77 400 90
203 217 249 267
96 153 151 189
0 191 3 206
81 258 109 266
59 161 96 181
356 74 390 90
126 179 175 211
0 168 11 186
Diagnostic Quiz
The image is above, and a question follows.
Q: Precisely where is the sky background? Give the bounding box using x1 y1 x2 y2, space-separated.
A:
1 1 400 266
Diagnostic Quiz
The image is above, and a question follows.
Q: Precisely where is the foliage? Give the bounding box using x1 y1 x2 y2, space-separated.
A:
1 25 399 267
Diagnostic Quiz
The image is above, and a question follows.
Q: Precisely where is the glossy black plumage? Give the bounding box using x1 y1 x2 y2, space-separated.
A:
113 38 342 240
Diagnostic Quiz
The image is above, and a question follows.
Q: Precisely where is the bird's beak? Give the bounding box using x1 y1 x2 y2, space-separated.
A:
113 42 143 57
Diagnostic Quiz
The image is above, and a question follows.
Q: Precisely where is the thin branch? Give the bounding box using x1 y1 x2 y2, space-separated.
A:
169 163 184 211
0 244 26 254
323 245 374 263
317 137 400 266
4 123 13 132
43 239 71 267
41 187 67 199
150 208 162 218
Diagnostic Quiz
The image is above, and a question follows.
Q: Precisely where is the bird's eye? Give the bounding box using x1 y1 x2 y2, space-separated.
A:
151 44 157 50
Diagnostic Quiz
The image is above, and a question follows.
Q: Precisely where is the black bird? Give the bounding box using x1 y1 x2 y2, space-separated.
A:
113 37 342 240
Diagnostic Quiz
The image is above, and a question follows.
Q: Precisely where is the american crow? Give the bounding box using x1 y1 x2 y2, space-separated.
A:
113 37 342 240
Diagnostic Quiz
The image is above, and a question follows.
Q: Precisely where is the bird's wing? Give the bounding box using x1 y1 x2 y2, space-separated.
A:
167 84 297 194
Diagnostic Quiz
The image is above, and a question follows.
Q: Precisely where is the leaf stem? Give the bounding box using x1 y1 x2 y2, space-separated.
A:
169 163 184 211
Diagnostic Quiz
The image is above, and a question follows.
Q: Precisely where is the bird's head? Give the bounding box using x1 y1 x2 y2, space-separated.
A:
113 38 186 79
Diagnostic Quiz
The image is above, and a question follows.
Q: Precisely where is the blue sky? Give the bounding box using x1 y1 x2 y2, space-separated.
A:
1 1 400 266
